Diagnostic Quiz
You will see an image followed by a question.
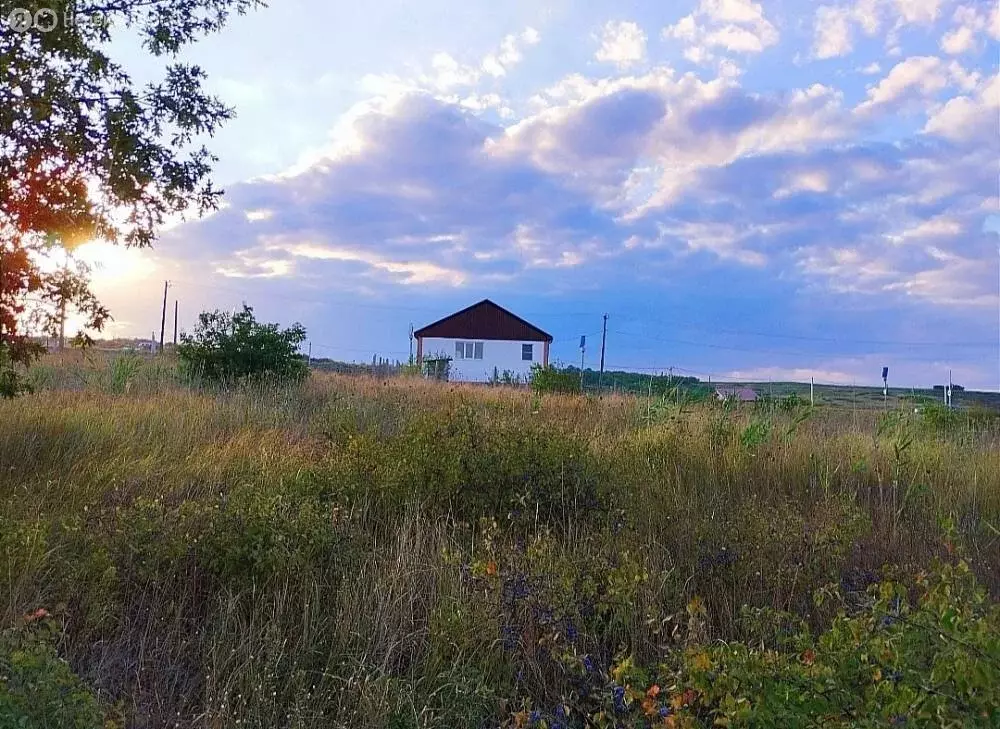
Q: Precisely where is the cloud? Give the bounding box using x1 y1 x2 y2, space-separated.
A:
813 6 857 59
133 18 999 387
813 0 964 60
482 27 542 78
362 26 541 98
595 21 648 68
268 240 468 286
663 0 779 63
158 67 858 305
940 24 976 54
501 71 849 217
855 56 976 115
924 72 1000 143
245 209 274 222
886 215 964 243
893 0 943 26
157 93 635 292
940 4 994 54
170 70 991 312
811 1 883 59
726 365 860 385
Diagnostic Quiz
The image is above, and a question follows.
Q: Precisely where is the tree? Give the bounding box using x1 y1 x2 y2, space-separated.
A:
29 249 112 350
0 0 265 392
177 305 308 383
0 236 46 396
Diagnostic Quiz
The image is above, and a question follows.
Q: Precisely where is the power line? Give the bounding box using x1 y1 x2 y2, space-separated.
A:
161 280 994 353
612 315 994 348
609 329 980 363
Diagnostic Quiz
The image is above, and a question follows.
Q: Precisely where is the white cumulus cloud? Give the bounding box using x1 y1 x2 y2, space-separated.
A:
481 27 542 78
855 56 975 114
663 0 779 64
924 72 1000 142
595 21 648 68
893 0 943 25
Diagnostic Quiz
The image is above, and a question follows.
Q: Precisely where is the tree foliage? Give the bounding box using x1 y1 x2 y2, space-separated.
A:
0 237 111 397
177 305 308 383
530 364 581 394
30 249 112 350
0 0 265 393
1 0 264 249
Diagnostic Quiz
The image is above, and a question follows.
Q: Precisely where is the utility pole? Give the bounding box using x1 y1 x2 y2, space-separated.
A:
947 369 953 409
409 324 414 365
810 377 814 407
579 335 586 392
173 300 178 346
308 342 312 367
0 242 4 347
598 313 608 394
58 297 66 351
159 281 169 354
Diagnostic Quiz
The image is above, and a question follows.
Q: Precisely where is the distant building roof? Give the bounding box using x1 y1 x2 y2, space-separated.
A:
716 386 758 401
414 299 552 342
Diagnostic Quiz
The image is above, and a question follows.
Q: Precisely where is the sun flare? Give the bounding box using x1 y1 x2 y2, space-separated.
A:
74 241 158 284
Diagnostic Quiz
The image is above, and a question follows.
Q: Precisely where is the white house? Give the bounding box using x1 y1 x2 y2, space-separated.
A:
414 299 552 383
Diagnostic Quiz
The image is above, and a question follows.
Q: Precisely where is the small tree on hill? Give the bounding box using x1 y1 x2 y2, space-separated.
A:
177 305 307 383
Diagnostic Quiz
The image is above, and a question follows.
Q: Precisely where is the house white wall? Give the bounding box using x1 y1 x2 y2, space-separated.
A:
420 337 542 383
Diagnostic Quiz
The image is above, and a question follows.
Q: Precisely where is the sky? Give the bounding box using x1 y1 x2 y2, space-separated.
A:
76 0 1000 389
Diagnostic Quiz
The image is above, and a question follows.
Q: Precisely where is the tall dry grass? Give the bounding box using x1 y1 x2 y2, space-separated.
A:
1 356 998 727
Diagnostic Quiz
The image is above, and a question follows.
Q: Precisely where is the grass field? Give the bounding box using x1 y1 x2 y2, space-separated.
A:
2 353 999 727
741 381 1000 412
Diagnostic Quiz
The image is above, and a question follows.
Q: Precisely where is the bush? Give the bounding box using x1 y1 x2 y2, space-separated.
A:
531 365 581 394
0 344 33 399
177 305 307 383
0 612 115 729
507 560 1000 728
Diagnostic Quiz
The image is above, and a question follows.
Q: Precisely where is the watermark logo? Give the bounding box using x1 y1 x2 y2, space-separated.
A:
4 5 105 33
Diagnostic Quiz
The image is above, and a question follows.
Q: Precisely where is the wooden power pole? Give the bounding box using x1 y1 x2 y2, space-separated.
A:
598 313 608 394
58 298 66 351
173 300 178 346
159 281 169 354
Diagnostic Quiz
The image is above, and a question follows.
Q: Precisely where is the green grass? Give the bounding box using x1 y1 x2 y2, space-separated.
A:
1 353 999 727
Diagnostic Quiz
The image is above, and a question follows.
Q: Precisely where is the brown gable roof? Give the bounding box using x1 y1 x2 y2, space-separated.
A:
414 299 553 342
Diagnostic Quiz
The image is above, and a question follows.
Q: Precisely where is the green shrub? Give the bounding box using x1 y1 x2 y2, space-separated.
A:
177 305 307 384
0 613 115 729
531 365 581 395
507 559 1000 728
0 345 33 399
918 402 963 433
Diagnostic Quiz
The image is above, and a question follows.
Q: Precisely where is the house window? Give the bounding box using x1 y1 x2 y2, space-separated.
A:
522 343 533 361
455 341 484 360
